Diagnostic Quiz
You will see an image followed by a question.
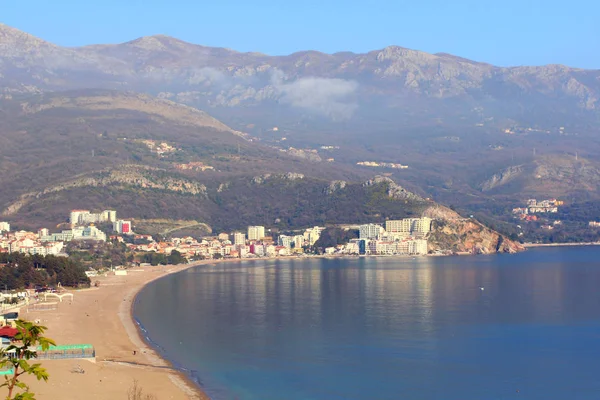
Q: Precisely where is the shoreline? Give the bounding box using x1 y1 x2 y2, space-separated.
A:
128 258 245 400
22 251 521 399
124 261 212 400
523 242 600 248
24 260 238 400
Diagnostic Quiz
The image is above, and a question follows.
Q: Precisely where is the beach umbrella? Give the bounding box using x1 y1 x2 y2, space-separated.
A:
0 326 18 338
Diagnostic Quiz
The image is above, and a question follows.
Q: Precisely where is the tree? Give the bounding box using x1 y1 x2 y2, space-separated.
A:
167 250 185 265
0 320 56 399
127 380 157 400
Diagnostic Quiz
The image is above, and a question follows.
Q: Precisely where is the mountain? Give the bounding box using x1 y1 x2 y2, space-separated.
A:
0 24 598 244
0 86 522 253
0 24 598 128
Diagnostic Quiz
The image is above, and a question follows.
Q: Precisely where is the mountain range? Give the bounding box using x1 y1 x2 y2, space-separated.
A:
1 23 599 245
1 23 598 125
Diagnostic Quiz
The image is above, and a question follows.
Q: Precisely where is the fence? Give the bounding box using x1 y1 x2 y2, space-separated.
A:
0 300 28 312
35 344 95 360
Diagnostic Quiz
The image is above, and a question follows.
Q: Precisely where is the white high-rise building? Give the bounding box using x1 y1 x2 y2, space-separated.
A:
0 222 10 233
70 209 117 227
233 232 246 246
247 226 265 241
303 227 324 246
293 235 305 248
102 210 117 223
359 224 383 240
70 210 89 227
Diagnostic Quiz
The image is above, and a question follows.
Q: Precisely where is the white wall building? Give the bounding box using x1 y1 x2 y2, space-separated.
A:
233 232 246 246
247 226 265 241
293 235 305 248
385 218 432 237
278 235 293 248
304 227 324 246
70 209 117 227
359 224 383 240
72 225 107 241
113 220 133 235
0 222 10 233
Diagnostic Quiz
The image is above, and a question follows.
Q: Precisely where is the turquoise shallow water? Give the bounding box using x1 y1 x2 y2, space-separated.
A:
134 247 600 400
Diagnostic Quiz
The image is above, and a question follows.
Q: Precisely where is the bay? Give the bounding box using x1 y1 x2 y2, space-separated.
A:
134 247 600 400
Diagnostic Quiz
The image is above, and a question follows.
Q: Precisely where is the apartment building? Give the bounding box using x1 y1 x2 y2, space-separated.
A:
233 232 246 246
359 224 383 240
248 226 266 241
385 217 432 237
70 209 117 227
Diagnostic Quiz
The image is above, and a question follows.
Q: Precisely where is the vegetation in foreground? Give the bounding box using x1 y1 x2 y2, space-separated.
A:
0 320 55 400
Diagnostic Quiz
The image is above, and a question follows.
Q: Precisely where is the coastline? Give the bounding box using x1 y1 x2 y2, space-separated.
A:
23 261 224 400
21 251 504 399
523 242 600 248
123 261 212 400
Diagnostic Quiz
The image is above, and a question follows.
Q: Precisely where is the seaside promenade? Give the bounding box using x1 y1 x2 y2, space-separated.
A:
22 263 211 400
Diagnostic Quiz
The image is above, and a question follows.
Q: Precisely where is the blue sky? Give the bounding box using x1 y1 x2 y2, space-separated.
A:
2 0 599 68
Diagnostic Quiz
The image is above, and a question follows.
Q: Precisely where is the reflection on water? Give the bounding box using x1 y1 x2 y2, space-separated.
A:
135 248 600 400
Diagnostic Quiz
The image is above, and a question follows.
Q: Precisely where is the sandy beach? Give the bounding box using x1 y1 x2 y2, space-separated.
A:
20 262 214 400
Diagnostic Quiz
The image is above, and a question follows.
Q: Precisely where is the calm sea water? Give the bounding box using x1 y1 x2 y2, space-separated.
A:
134 247 600 400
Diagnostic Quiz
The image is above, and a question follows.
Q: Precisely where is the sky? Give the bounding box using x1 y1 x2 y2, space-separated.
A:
2 0 599 69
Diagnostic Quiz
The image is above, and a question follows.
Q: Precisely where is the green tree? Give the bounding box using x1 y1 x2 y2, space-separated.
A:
167 250 186 265
0 320 56 399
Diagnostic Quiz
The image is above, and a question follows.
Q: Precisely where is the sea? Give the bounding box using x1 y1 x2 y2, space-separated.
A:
133 247 600 400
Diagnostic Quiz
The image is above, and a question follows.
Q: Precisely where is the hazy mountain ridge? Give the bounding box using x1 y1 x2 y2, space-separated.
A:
1 24 598 122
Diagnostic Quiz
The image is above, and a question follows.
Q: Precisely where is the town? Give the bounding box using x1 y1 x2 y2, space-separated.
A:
0 210 432 263
512 198 564 220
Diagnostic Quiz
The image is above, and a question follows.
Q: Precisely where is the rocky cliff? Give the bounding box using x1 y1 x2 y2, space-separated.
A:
424 205 524 254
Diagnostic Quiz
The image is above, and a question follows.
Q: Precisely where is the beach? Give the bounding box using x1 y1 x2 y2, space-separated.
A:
22 262 213 400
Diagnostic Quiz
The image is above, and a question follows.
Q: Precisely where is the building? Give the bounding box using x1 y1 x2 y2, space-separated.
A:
113 220 132 235
70 209 117 227
17 241 64 256
233 232 246 246
278 235 293 248
37 228 49 238
40 230 75 242
408 239 428 255
72 225 107 241
385 218 432 237
102 210 117 223
250 244 265 256
304 226 324 246
0 222 10 233
247 226 265 241
359 224 383 240
218 233 230 241
293 235 305 248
